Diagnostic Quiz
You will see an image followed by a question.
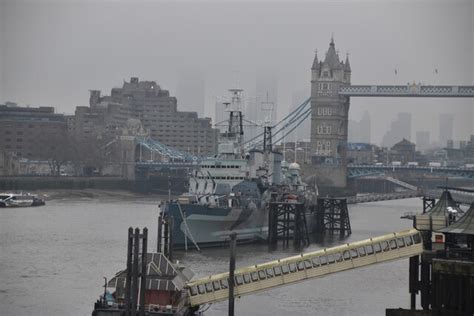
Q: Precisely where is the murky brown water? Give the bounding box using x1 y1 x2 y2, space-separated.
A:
0 197 428 315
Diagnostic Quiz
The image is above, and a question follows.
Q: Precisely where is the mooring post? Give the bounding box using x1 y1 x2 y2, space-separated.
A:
268 203 273 247
228 232 237 316
125 227 133 315
293 204 301 249
131 228 140 316
409 255 419 310
420 256 430 310
139 228 148 316
157 214 163 253
168 216 174 262
163 218 169 259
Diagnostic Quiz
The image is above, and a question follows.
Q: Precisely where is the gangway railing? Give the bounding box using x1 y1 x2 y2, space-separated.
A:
185 228 423 306
384 176 418 191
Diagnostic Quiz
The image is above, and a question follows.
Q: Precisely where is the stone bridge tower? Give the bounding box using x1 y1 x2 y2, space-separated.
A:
310 37 351 194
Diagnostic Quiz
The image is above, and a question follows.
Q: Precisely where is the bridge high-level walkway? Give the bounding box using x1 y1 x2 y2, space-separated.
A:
185 228 423 306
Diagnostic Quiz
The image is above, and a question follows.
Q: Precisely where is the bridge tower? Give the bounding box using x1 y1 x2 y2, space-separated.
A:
310 37 351 194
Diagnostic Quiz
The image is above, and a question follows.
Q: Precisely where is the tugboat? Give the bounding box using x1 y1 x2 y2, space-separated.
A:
0 192 45 207
163 89 317 248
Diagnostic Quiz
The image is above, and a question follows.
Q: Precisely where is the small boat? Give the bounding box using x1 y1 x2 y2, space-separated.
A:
0 192 45 207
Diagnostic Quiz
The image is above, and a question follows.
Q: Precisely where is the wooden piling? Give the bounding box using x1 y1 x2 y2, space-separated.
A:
131 228 140 316
139 228 147 316
125 227 133 315
228 232 237 316
168 216 174 262
157 214 163 253
409 255 419 310
163 218 169 258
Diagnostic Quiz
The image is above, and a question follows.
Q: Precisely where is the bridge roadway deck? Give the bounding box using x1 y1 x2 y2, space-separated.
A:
338 85 474 97
185 228 423 306
347 164 474 179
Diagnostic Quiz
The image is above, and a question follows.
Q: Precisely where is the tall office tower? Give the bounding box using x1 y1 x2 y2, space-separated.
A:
291 89 311 141
416 130 431 152
381 112 412 148
446 139 454 149
175 69 205 115
256 67 278 125
359 111 371 143
348 111 371 144
348 119 361 143
310 37 351 191
398 112 412 141
439 113 454 147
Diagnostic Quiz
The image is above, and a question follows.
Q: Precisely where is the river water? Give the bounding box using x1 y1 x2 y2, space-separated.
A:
0 196 427 315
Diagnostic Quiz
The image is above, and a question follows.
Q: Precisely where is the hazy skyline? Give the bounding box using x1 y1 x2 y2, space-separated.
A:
1 0 473 144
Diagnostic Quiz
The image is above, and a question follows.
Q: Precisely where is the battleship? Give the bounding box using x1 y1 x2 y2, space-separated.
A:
163 89 317 248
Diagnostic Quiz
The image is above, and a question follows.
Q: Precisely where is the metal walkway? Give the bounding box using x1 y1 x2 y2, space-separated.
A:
384 177 418 191
348 164 474 179
347 191 421 204
185 228 423 306
339 85 474 97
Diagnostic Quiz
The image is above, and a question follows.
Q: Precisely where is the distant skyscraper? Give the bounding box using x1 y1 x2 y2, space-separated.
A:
416 130 430 152
359 111 371 143
381 112 412 147
255 67 278 125
439 113 454 147
176 69 205 115
291 89 310 140
349 111 371 144
348 119 360 143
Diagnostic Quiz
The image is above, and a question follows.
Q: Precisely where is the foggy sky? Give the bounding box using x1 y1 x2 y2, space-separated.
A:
0 0 473 145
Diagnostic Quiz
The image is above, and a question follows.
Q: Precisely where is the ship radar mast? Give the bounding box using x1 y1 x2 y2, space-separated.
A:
216 89 245 158
261 92 274 153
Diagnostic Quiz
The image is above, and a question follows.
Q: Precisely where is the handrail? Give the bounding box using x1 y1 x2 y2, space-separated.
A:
185 228 423 306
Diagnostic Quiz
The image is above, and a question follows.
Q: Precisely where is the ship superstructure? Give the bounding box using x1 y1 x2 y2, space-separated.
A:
164 89 315 248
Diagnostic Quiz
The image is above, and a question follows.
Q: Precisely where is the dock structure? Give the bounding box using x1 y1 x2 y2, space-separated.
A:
431 259 474 315
268 201 310 249
314 198 351 236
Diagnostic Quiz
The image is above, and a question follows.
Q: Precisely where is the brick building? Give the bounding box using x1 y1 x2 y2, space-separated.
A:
347 143 374 165
74 77 218 155
390 138 416 164
0 103 68 160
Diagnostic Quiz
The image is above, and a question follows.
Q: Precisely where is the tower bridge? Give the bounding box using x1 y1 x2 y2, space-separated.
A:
309 37 474 195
